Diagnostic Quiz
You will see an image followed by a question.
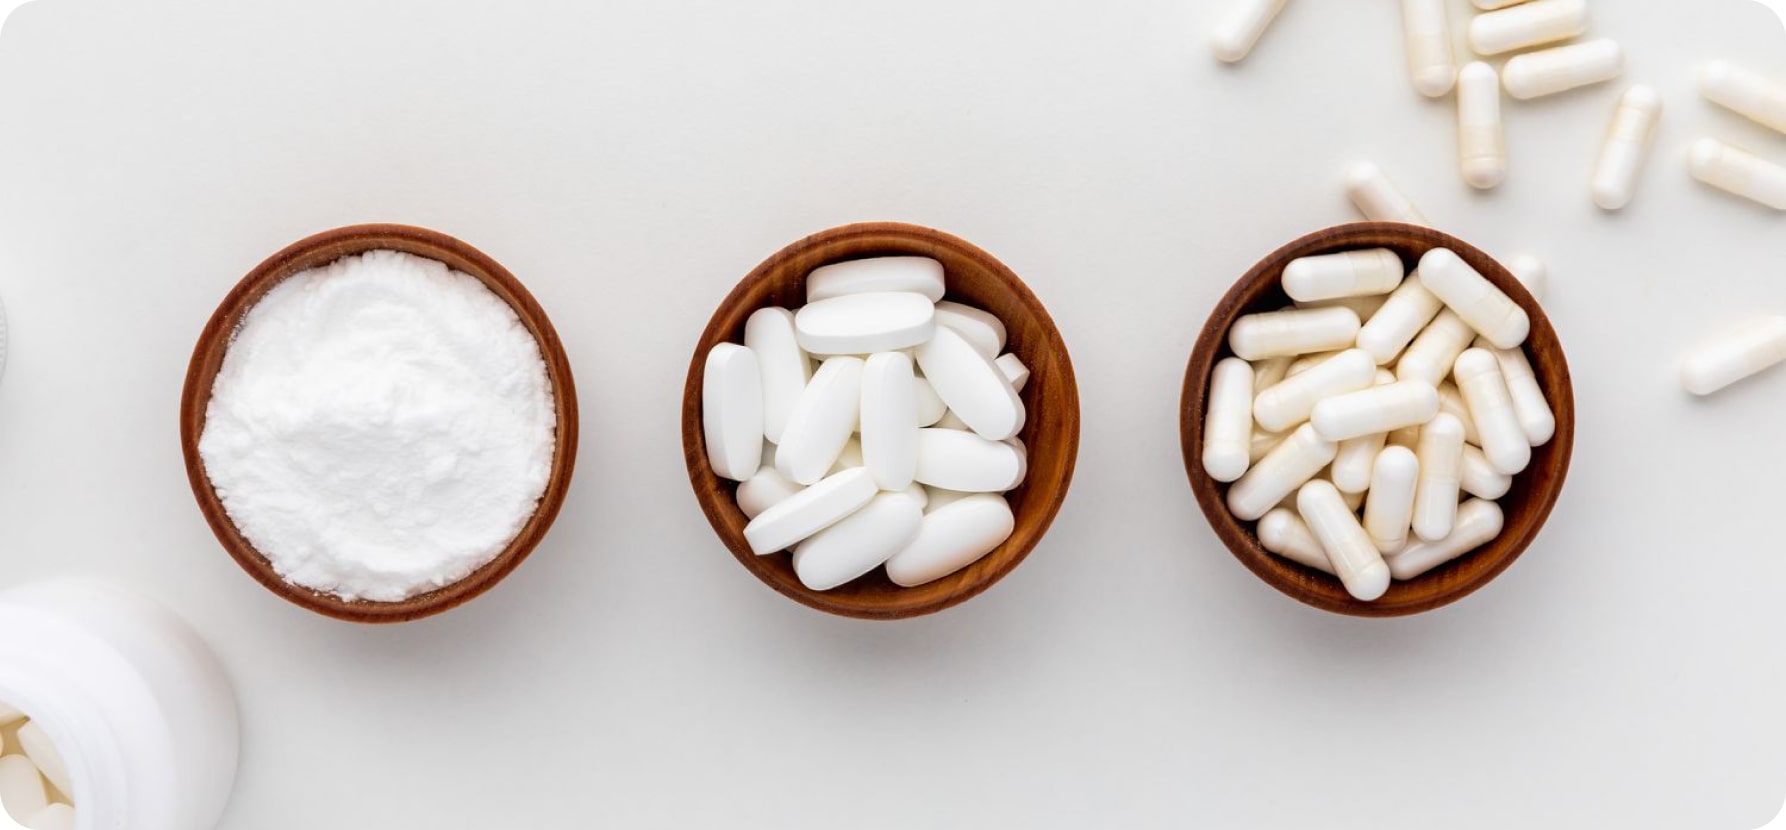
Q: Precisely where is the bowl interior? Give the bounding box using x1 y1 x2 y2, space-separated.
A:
180 224 579 624
1181 222 1574 617
684 222 1080 620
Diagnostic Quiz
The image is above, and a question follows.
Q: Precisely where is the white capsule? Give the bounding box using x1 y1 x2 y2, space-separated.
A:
776 356 865 485
1297 480 1391 602
1591 85 1663 211
1688 138 1786 210
1227 423 1339 522
736 465 802 519
1250 428 1288 464
1345 161 1429 226
703 343 766 482
1229 307 1361 361
0 755 48 824
1286 350 1345 380
1331 432 1387 495
995 354 1030 393
1456 62 1507 189
1418 248 1529 349
886 493 1016 587
1293 293 1390 323
1400 0 1456 97
1254 349 1377 433
1282 249 1405 303
1484 341 1555 446
1461 443 1513 499
913 428 1028 493
913 325 1025 441
25 804 75 830
1680 316 1786 395
791 492 924 591
806 256 946 303
1506 254 1548 302
1356 279 1443 365
1210 0 1288 63
860 352 919 490
1503 39 1623 100
742 467 878 554
1454 349 1532 475
1204 357 1256 482
1311 381 1440 442
1389 499 1505 580
1469 0 1587 55
1700 60 1786 136
1252 356 1292 391
914 372 948 426
1412 413 1464 542
932 301 1007 360
1258 508 1335 574
1436 381 1482 445
1396 309 1476 387
1364 445 1421 554
1386 423 1422 450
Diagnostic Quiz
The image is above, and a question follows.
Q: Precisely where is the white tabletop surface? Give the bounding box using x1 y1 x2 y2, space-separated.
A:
3 1 1786 827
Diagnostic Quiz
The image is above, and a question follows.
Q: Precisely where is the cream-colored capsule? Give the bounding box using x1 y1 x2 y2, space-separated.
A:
1282 249 1404 302
1700 60 1786 135
1294 293 1389 323
1387 423 1421 450
1507 255 1548 301
1389 499 1505 580
1358 278 1444 365
1396 309 1476 387
1258 508 1335 574
1680 316 1786 396
1401 0 1456 98
1297 480 1391 601
1253 349 1377 433
1457 62 1507 190
1229 307 1362 361
1252 356 1292 391
1468 0 1587 56
1473 0 1536 8
1364 445 1420 554
1687 138 1786 211
1592 85 1663 211
1312 380 1440 442
1204 357 1256 482
1482 340 1555 446
1286 350 1345 379
1461 444 1512 499
1412 413 1464 542
1436 382 1481 446
1330 372 1395 495
1211 0 1288 63
1250 428 1288 463
1419 248 1529 349
1345 161 1429 226
1454 348 1532 475
1502 39 1623 100
1227 423 1338 522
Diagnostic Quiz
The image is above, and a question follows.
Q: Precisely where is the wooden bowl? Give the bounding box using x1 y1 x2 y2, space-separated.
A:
1180 222 1573 617
683 222 1080 620
180 224 579 624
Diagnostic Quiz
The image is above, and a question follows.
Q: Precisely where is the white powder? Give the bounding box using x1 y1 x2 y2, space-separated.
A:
199 250 557 602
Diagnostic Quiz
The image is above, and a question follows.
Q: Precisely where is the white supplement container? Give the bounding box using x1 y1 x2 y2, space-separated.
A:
0 580 238 830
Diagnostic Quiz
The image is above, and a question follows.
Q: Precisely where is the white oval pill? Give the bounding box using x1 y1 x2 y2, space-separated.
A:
0 755 48 823
1253 349 1377 433
1412 413 1465 542
744 307 811 443
1457 62 1507 189
1468 0 1587 55
1396 309 1476 387
914 372 948 426
1454 349 1531 475
791 492 925 590
1346 161 1429 226
25 804 75 830
1229 307 1361 361
933 301 1008 360
794 293 936 355
1357 278 1444 365
1461 443 1512 499
1227 423 1338 522
1312 380 1440 442
1507 255 1547 302
737 465 802 519
1203 357 1256 483
1297 480 1391 602
1592 85 1662 211
806 256 946 304
1680 316 1786 395
860 352 919 490
1700 60 1786 136
1687 138 1786 211
913 428 1027 492
886 494 1016 587
15 723 69 798
1364 445 1420 554
743 467 877 555
703 343 765 482
1389 499 1504 580
1502 39 1622 100
1419 248 1529 350
776 356 865 485
1282 249 1404 302
913 325 1026 441
1258 508 1335 574
995 353 1031 393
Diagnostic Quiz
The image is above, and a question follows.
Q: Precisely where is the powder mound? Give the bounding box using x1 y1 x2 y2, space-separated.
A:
199 250 557 602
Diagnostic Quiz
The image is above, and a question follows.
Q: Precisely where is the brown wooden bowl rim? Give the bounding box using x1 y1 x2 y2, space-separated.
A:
682 221 1081 620
1180 222 1574 617
180 223 580 624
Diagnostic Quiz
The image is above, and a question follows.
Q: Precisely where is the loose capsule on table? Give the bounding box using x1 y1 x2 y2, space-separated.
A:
1400 0 1456 98
1456 62 1508 190
1592 85 1663 211
1680 316 1786 396
1502 39 1623 100
1345 162 1429 226
1468 0 1588 56
1210 0 1288 64
1688 138 1786 211
1700 60 1786 136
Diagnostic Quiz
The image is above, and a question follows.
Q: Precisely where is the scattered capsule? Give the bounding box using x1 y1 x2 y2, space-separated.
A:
1503 39 1623 100
1401 0 1456 98
1468 0 1588 56
1700 60 1786 136
1506 255 1548 302
1345 161 1430 226
1592 85 1663 211
1457 62 1508 190
1680 316 1786 396
1211 0 1289 63
1687 138 1786 211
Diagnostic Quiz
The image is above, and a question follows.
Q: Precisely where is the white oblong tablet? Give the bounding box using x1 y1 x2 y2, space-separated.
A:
743 467 878 555
995 353 1031 392
885 494 1016 587
736 465 802 519
776 356 865 485
794 293 936 355
913 428 1028 493
792 492 925 590
914 372 948 426
703 343 765 482
913 325 1026 441
933 301 1008 360
743 307 811 443
861 352 919 491
806 256 946 304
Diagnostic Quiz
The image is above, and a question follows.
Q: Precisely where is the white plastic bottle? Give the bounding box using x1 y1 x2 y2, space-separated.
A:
0 580 239 830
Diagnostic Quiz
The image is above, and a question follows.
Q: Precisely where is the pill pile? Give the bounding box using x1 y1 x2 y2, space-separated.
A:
1204 246 1555 601
0 705 74 830
703 257 1029 591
